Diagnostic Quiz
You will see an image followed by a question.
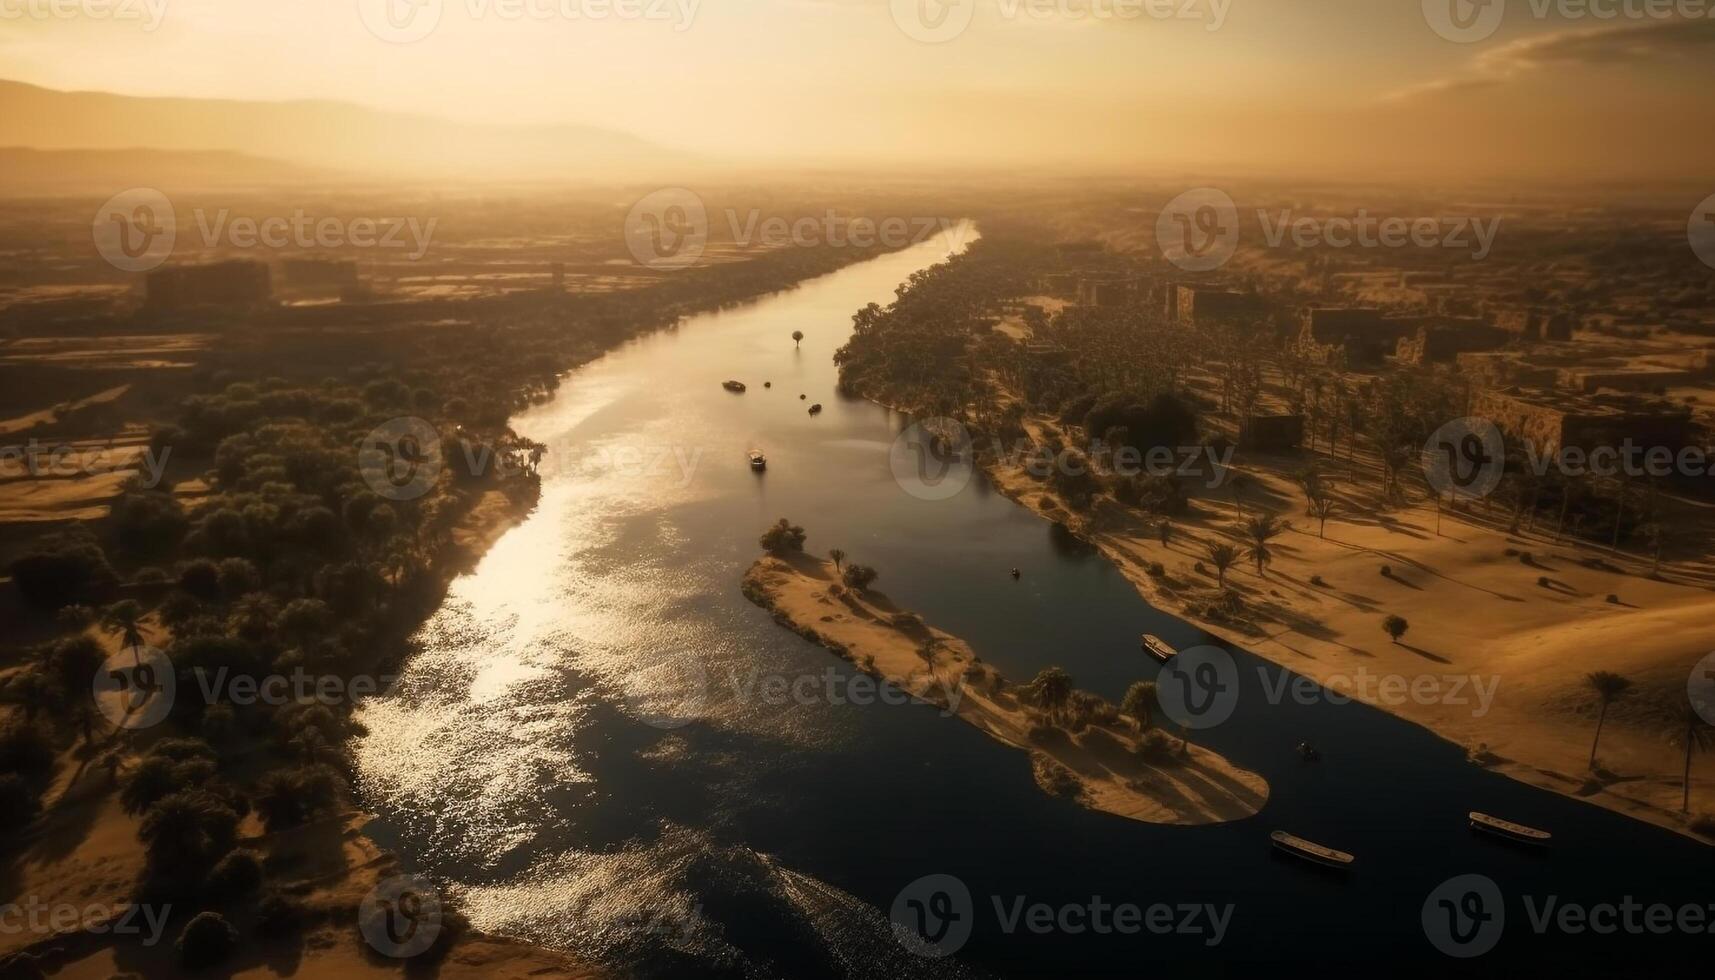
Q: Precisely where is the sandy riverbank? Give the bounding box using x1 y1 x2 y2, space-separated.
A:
743 552 1268 825
978 415 1715 843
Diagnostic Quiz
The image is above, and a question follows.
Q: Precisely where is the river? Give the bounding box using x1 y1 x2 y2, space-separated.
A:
354 224 1711 977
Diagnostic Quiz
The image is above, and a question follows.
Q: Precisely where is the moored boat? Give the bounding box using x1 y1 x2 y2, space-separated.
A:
748 450 767 471
723 380 747 393
1270 831 1354 870
1469 811 1551 846
1141 634 1176 663
808 403 823 415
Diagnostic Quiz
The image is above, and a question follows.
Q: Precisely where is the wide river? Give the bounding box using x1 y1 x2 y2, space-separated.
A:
355 225 1710 977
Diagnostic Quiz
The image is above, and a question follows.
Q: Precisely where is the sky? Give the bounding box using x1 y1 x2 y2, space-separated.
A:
2 0 1713 180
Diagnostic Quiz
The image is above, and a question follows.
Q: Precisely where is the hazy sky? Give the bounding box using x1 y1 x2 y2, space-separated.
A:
3 0 1713 179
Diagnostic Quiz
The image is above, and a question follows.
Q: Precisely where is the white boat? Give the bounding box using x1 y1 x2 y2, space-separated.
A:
723 380 747 393
1469 811 1551 846
1270 831 1355 869
1141 634 1176 663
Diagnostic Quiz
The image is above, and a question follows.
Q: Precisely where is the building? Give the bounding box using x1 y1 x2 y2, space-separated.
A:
1175 286 1263 325
280 258 359 292
1471 387 1693 456
1457 351 1558 389
1297 308 1415 365
1492 307 1575 342
1077 277 1137 308
145 261 273 312
1394 317 1509 364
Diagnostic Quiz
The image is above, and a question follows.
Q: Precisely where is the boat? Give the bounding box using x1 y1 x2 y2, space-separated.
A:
808 403 823 415
723 381 747 393
764 382 772 388
1296 741 1322 762
1140 634 1177 663
1270 831 1354 870
748 451 767 471
1469 811 1551 846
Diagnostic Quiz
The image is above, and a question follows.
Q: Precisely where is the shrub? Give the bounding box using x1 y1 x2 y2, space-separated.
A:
759 518 807 555
253 765 343 831
206 850 264 900
1379 564 1392 577
256 891 305 934
1690 813 1715 838
1606 594 1619 604
177 560 223 601
1383 614 1409 643
890 612 925 632
55 604 96 629
1135 729 1179 762
9 535 116 610
176 911 238 969
842 564 878 592
1309 575 1326 587
1538 576 1551 587
0 725 56 788
139 790 239 882
1146 562 1166 578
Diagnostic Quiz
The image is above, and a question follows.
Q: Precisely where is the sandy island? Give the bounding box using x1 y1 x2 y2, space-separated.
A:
743 552 1269 825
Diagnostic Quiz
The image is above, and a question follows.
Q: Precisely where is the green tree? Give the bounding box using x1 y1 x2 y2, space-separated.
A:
829 549 846 574
1243 514 1287 575
1205 541 1239 589
1668 699 1713 813
1120 681 1157 731
1383 614 1409 644
1027 667 1074 726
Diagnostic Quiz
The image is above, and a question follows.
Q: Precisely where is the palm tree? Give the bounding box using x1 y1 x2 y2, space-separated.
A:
1585 671 1634 770
829 549 846 574
1027 667 1073 726
1243 514 1287 576
792 330 804 348
1205 541 1239 589
1227 472 1251 519
1121 681 1157 732
1668 699 1714 813
100 600 146 667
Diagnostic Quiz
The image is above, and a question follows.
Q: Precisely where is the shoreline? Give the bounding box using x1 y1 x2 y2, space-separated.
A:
962 424 1715 845
743 552 1269 826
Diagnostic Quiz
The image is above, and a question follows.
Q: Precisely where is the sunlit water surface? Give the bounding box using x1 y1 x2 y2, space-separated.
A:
355 226 1710 978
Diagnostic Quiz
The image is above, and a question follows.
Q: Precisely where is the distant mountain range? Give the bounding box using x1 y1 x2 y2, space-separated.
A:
0 80 683 184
